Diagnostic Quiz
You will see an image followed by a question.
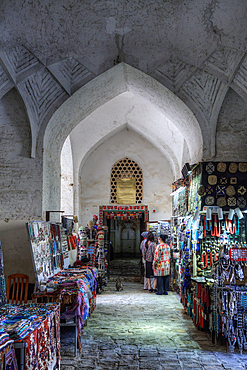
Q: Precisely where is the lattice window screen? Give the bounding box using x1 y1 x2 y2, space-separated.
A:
110 158 143 204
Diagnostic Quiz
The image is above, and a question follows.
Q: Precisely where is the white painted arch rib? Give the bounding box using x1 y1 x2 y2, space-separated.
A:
43 63 203 216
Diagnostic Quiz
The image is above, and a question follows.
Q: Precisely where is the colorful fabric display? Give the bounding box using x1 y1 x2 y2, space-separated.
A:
33 267 98 338
0 303 60 370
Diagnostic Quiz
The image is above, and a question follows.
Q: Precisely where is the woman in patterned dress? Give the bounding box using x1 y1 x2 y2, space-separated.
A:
153 234 170 295
143 232 157 292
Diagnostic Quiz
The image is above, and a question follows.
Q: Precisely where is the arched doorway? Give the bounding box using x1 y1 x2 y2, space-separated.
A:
109 219 141 258
121 221 136 255
43 63 203 223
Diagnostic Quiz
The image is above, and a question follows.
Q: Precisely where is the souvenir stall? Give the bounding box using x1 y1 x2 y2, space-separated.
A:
0 303 60 370
27 221 98 355
0 233 60 369
32 267 98 354
83 216 108 291
26 221 70 288
76 215 108 292
170 171 200 292
171 161 247 353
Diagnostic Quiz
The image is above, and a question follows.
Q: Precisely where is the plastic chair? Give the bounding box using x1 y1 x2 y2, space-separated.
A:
6 274 29 304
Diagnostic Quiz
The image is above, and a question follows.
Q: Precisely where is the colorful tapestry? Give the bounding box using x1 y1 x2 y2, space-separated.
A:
201 162 247 211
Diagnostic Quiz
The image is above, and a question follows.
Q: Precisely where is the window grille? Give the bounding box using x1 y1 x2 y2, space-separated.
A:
110 158 143 204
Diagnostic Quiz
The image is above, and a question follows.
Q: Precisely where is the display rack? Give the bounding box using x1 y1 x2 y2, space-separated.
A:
78 227 88 260
26 221 70 288
171 161 247 353
61 227 70 268
96 228 106 279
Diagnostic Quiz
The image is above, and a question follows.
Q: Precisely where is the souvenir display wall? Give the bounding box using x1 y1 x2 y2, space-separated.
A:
27 221 70 287
171 167 201 292
32 267 98 353
199 162 247 211
171 161 247 352
188 164 201 215
26 220 99 357
61 213 108 292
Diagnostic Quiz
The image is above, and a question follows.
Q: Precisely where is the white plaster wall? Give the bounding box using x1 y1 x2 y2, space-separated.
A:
43 63 202 217
70 91 184 176
61 135 74 215
79 128 173 225
215 88 247 161
0 220 35 284
0 88 42 220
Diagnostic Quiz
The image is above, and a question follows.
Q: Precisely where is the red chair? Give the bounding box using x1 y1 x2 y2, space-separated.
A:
6 274 29 304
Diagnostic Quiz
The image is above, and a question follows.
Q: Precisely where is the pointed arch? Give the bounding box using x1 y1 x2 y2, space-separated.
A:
43 63 203 218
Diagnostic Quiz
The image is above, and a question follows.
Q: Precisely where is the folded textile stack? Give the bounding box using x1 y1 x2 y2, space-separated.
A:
34 267 98 336
0 303 59 340
0 303 60 369
0 326 13 351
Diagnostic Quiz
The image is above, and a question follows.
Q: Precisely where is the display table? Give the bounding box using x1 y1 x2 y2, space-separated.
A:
0 303 60 370
32 267 98 354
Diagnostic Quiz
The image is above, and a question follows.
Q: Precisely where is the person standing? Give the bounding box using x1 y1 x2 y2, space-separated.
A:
143 232 157 292
153 234 170 295
140 232 148 290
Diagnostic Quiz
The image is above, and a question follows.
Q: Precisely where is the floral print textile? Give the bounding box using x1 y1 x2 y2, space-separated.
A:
153 243 170 276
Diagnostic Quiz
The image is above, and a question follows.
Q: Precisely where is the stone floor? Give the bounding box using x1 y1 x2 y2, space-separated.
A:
60 281 247 370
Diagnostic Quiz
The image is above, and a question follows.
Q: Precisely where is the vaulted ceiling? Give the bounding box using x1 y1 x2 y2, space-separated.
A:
1 0 247 162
